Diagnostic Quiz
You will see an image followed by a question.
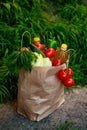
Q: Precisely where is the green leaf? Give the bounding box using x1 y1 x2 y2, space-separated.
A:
0 85 10 103
3 3 11 12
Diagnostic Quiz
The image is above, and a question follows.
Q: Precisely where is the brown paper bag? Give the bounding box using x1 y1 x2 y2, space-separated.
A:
17 64 66 121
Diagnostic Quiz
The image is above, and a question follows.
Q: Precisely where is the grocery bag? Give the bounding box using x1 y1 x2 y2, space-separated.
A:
17 64 66 121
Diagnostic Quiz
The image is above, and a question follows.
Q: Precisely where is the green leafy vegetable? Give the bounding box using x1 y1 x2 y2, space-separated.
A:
8 50 38 71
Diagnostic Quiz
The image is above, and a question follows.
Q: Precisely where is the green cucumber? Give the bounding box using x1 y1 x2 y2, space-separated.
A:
29 44 46 58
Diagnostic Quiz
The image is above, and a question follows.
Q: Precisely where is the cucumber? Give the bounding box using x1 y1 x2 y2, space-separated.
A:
29 44 46 58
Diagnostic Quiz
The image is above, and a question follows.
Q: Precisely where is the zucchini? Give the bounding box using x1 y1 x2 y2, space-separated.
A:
29 44 46 58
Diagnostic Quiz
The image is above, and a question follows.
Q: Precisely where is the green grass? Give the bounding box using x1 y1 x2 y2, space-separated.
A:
56 121 80 130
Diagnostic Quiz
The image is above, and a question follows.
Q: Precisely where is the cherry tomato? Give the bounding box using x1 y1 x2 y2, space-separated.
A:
34 43 44 50
44 48 56 58
63 78 75 87
64 68 73 77
57 70 69 81
52 58 63 66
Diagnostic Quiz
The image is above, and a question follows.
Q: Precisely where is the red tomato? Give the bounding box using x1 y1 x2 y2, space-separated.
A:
57 70 69 81
52 58 63 66
34 43 44 50
63 78 75 87
64 68 73 77
44 48 56 58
